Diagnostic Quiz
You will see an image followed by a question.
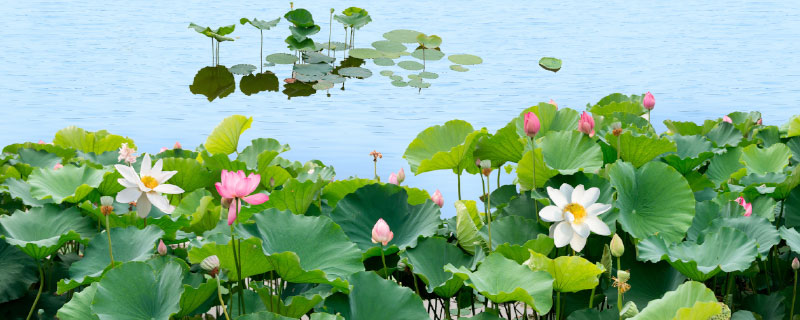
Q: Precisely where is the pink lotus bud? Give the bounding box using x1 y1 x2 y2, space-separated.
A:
159 147 168 153
757 118 763 125
578 111 595 137
549 99 558 109
397 168 405 184
284 78 296 84
157 240 167 256
475 158 482 167
38 140 46 144
388 173 398 185
722 115 733 123
524 112 540 138
174 141 182 149
53 163 63 170
736 197 752 217
371 218 394 246
793 258 800 270
643 92 655 110
431 190 444 208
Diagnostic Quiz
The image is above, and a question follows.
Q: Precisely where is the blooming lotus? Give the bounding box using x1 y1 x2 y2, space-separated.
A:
578 111 595 137
371 218 394 245
215 170 269 225
174 141 182 149
540 184 611 251
53 163 63 170
643 92 655 110
118 143 137 164
159 147 168 153
388 173 398 185
115 154 183 218
524 112 540 137
549 99 558 109
431 189 444 208
736 196 752 217
722 115 733 123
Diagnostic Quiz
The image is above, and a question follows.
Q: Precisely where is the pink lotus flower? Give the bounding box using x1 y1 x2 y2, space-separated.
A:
53 163 63 170
215 170 270 225
549 99 558 109
643 92 655 110
118 143 137 164
578 111 595 137
159 147 168 153
524 112 540 138
371 218 394 246
722 115 733 123
174 141 182 149
757 118 763 125
388 173 398 185
157 240 167 256
397 168 405 184
431 190 444 208
284 78 296 84
38 140 46 144
736 196 753 217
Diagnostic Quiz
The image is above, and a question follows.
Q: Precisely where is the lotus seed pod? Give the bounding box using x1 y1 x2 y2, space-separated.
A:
100 196 114 216
617 270 630 283
201 255 220 272
793 257 799 270
709 302 731 320
479 160 491 170
610 234 625 257
620 301 639 319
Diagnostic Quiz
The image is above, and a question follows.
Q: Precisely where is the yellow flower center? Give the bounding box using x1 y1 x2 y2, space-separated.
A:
141 176 159 189
563 203 587 224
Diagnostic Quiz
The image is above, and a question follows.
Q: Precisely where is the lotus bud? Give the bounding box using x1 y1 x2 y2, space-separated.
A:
388 173 398 185
174 141 182 149
757 118 763 125
610 234 624 257
549 99 558 109
643 92 655 110
620 301 639 319
479 160 491 169
159 147 168 153
617 270 630 283
475 158 482 167
611 122 623 137
157 240 167 256
100 196 114 216
371 218 394 246
397 168 405 184
38 140 46 144
736 197 753 217
330 8 334 13
201 255 220 277
578 111 596 137
722 115 733 123
431 190 444 208
793 257 799 270
524 112 540 138
53 163 63 170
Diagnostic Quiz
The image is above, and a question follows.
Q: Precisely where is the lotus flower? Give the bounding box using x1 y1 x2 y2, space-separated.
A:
736 196 752 217
215 170 269 225
549 99 558 109
397 168 405 184
174 141 182 149
793 257 799 270
115 154 184 218
53 163 63 170
118 143 137 164
722 115 733 123
524 112 540 137
643 92 655 110
539 184 612 252
157 240 167 256
388 173 398 185
431 190 444 208
757 118 763 125
578 111 595 137
610 234 624 257
371 218 394 245
38 140 46 144
159 147 168 153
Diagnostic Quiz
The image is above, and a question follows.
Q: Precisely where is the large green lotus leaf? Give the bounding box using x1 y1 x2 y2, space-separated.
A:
608 161 695 242
237 138 290 170
701 216 778 258
706 148 745 187
661 135 714 174
284 8 314 27
0 238 38 303
190 66 235 101
630 281 718 320
514 103 579 138
383 29 424 43
401 237 474 297
516 148 560 190
57 225 164 294
322 180 430 208
240 17 280 30
16 148 61 168
478 215 546 250
605 131 676 168
243 209 363 291
455 200 485 255
161 157 212 193
740 143 791 175
540 131 603 174
188 237 273 281
673 302 722 319
786 115 800 138
779 226 800 254
0 205 96 259
3 142 77 162
310 313 345 320
204 115 253 155
28 165 106 203
259 165 292 189
2 178 54 207
524 251 603 293
334 271 429 320
92 260 184 320
742 292 784 320
57 283 100 320
494 235 555 264
411 48 445 61
266 178 325 215
637 227 757 281
473 120 525 167
566 308 618 320
289 25 320 42
706 122 743 148
257 287 327 318
53 126 134 154
604 251 686 310
236 311 295 320
589 93 645 116
663 119 720 136
171 189 219 234
459 312 505 320
285 35 316 51
330 184 440 255
403 119 484 175
446 253 554 313
176 275 217 317
731 311 757 320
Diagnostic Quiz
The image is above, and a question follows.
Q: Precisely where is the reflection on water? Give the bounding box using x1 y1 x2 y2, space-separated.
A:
189 66 235 101
240 72 279 96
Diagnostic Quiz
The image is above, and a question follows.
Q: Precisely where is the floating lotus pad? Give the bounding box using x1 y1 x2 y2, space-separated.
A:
379 70 393 77
448 54 483 65
538 57 562 72
383 29 424 43
338 67 372 78
312 80 334 90
450 65 469 72
373 58 395 66
389 75 403 81
267 53 298 64
411 49 444 61
398 61 424 71
347 48 383 59
418 71 439 79
303 52 335 64
229 64 257 75
391 80 408 87
371 40 406 53
294 63 333 77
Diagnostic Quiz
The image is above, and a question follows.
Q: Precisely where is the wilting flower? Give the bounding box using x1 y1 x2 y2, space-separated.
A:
524 112 540 137
736 196 752 217
53 163 63 170
157 240 167 256
431 190 444 208
100 196 114 216
201 255 220 276
215 170 269 225
722 115 733 123
397 168 405 184
643 92 655 110
611 122 623 137
369 150 383 161
540 184 612 251
371 218 394 245
612 270 631 294
388 173 398 185
549 99 558 109
115 154 184 218
578 111 595 137
174 141 182 149
118 143 137 164
610 234 624 257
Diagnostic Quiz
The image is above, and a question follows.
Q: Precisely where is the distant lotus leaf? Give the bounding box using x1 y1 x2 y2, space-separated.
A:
408 74 420 80
705 122 743 148
787 115 800 138
379 70 393 76
418 71 438 79
28 164 106 204
285 36 316 51
398 60 424 71
538 57 562 72
347 48 383 59
229 64 257 75
412 48 445 61
338 67 372 78
740 143 791 175
53 126 135 154
390 81 408 88
240 17 280 30
605 131 676 168
663 119 718 136
92 260 185 320
290 25 321 42
312 80 334 90
637 227 758 281
448 54 483 65
450 65 469 72
372 40 406 52
204 115 252 155
445 253 554 314
267 53 298 64
334 11 372 30
416 34 442 49
374 58 395 66
408 79 431 88
523 250 603 293
403 119 484 175
284 9 315 27
383 29 424 43
303 51 335 64
190 66 236 102
588 93 646 116
629 281 720 320
294 63 333 77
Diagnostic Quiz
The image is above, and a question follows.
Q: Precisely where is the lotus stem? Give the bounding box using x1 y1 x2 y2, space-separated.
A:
617 135 621 161
230 200 245 315
486 173 492 252
260 30 263 73
530 137 539 221
792 268 797 319
380 245 389 278
411 270 421 296
457 172 462 200
328 10 333 57
211 38 215 66
617 256 622 319
589 286 596 308
216 276 232 320
106 214 115 267
647 110 651 126
555 291 561 320
26 262 44 320
762 259 772 294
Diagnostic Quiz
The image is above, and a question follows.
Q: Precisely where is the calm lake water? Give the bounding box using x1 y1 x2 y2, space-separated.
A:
2 1 799 216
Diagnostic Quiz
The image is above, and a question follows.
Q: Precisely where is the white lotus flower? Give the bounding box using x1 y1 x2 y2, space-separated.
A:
114 154 184 218
539 183 611 252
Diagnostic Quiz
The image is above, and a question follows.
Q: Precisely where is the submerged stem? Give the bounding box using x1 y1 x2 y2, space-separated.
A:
26 263 44 320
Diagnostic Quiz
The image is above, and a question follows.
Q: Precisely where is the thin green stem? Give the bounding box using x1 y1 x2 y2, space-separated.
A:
486 173 493 252
762 259 772 294
105 214 114 267
411 270 421 296
617 135 621 161
373 161 378 181
617 256 622 319
555 291 561 320
792 269 797 319
229 199 245 315
530 137 539 221
26 262 44 320
380 245 388 278
216 277 232 320
260 30 263 73
588 286 596 308
457 172 462 200
328 10 333 57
